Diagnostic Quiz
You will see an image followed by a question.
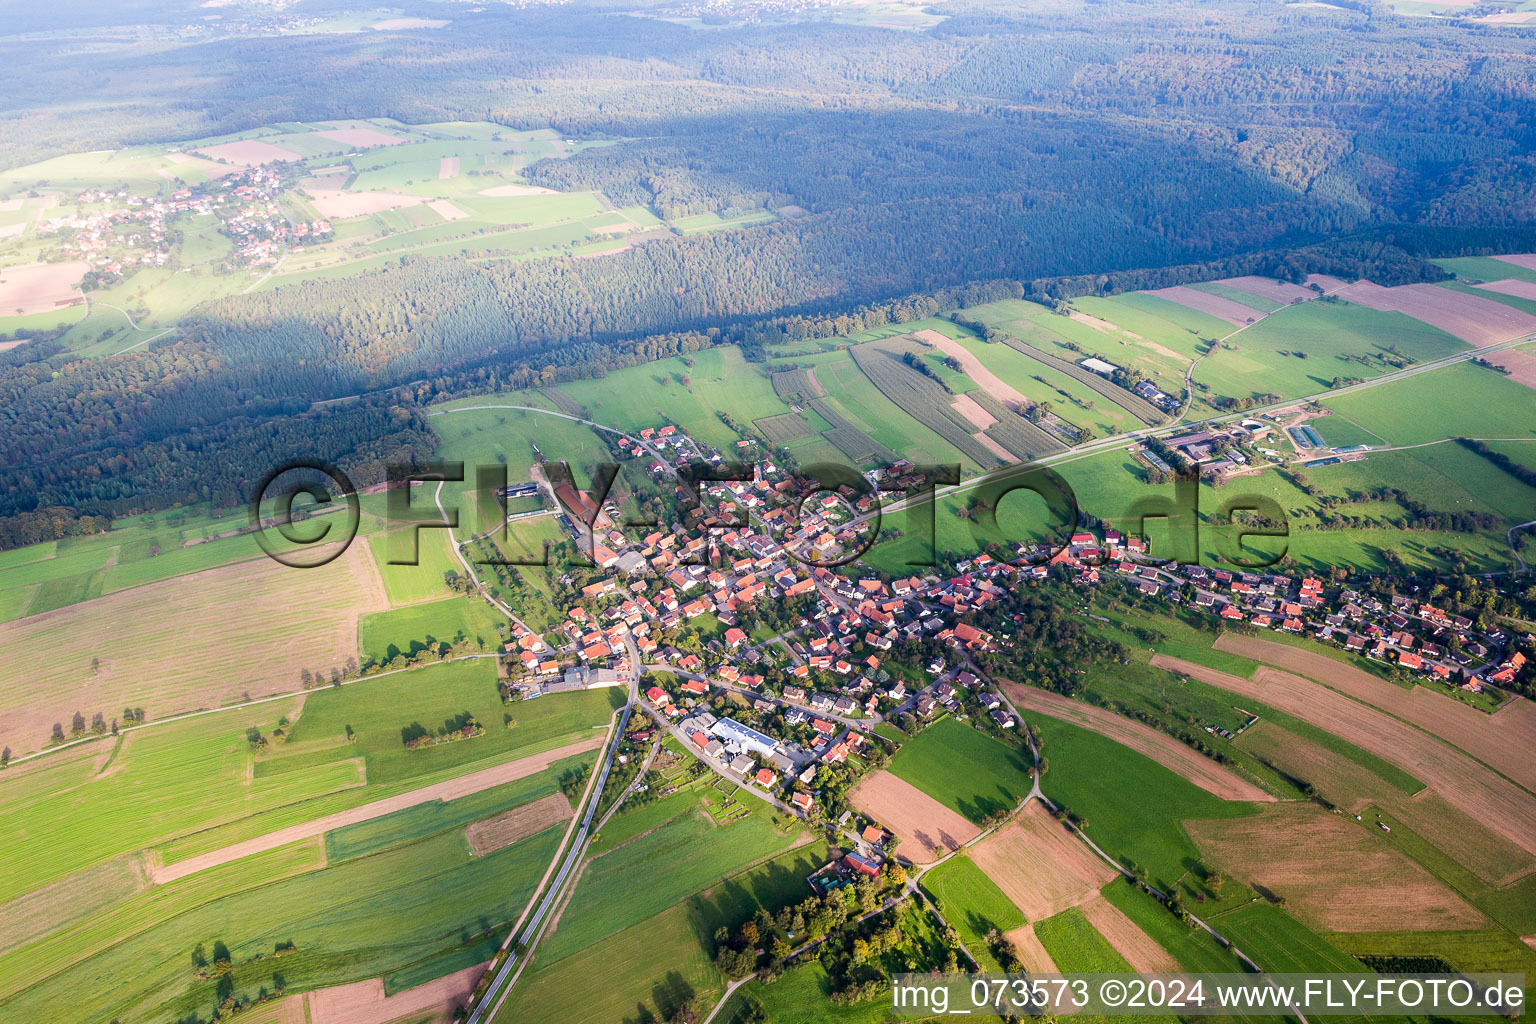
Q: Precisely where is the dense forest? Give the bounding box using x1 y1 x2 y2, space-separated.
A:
1 0 1535 543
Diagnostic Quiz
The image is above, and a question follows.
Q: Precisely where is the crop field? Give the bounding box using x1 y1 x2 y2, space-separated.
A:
756 411 819 442
0 542 386 757
1332 280 1536 347
967 801 1117 921
1030 713 1259 891
1329 929 1536 978
771 367 822 401
886 716 1034 822
920 854 1026 970
156 736 602 884
806 397 898 463
0 824 563 1024
326 755 588 863
1152 656 1536 864
1000 683 1271 801
1099 878 1253 976
792 347 971 466
1214 634 1536 791
499 902 724 1024
965 388 1069 459
1236 720 1535 891
536 798 804 965
150 667 617 868
939 333 1145 438
848 770 981 862
1187 802 1486 933
848 339 1003 470
1033 905 1160 1019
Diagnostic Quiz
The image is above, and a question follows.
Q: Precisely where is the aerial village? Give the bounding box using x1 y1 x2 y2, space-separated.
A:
484 419 1531 886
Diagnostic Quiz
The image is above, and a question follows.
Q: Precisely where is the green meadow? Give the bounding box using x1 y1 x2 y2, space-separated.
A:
920 854 1025 970
888 716 1034 823
1031 714 1259 891
1324 362 1536 446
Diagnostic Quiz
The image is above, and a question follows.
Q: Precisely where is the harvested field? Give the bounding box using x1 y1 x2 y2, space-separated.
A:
848 770 980 863
0 260 88 315
1213 634 1536 793
1332 281 1536 347
1005 925 1058 972
466 792 573 856
1151 655 1536 860
998 337 1165 425
307 958 484 1024
1187 802 1487 932
951 392 998 430
914 328 1027 407
968 802 1116 920
479 183 559 196
0 542 386 757
305 189 423 219
153 734 603 883
427 199 469 221
1495 254 1536 272
1001 683 1273 802
1483 349 1536 390
195 140 302 165
1477 279 1536 302
973 431 1015 462
1247 721 1533 886
1146 286 1256 326
1069 311 1116 333
438 156 460 179
1078 895 1179 971
1217 276 1319 305
315 128 406 149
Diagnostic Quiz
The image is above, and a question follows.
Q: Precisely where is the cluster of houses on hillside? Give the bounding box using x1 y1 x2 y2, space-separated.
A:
39 165 329 280
491 419 1528 816
1038 534 1527 693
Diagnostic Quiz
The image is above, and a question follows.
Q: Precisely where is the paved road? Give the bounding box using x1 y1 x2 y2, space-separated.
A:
464 641 641 1024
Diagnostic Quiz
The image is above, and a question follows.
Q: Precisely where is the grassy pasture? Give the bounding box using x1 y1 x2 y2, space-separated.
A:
0 826 563 1024
1032 714 1258 892
1199 300 1467 404
156 664 617 863
556 347 785 451
537 798 804 965
888 716 1034 823
1324 361 1536 446
498 902 725 1024
358 594 507 663
920 854 1025 970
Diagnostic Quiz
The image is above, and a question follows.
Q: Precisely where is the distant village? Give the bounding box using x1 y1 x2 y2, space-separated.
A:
39 164 329 284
